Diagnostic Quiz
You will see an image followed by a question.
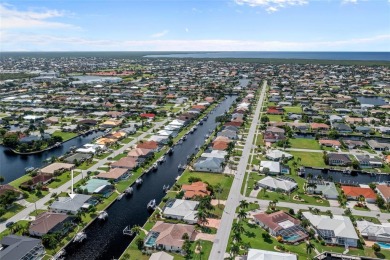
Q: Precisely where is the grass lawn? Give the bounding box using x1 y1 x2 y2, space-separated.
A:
267 115 283 122
246 172 265 196
113 153 128 160
283 106 302 114
353 215 380 224
77 160 97 170
47 171 80 189
0 204 25 222
121 137 133 144
9 174 32 189
52 131 77 141
255 133 264 146
0 220 29 240
96 152 111 159
24 190 49 203
289 151 326 168
289 138 321 150
177 171 233 200
353 205 371 211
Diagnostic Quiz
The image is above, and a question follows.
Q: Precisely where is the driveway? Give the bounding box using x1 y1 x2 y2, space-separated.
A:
196 233 215 242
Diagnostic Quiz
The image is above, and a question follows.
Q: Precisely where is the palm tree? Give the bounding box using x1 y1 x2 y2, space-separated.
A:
131 225 141 235
306 241 315 255
229 242 240 258
214 183 223 208
232 231 242 243
239 199 249 210
237 209 247 221
199 196 213 211
195 209 209 227
232 222 244 234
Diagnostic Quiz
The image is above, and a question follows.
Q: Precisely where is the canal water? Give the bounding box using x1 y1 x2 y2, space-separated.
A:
357 96 387 106
64 95 237 260
0 131 105 184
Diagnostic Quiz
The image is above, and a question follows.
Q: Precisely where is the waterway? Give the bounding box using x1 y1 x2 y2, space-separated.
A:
0 131 105 184
64 95 237 260
357 96 387 106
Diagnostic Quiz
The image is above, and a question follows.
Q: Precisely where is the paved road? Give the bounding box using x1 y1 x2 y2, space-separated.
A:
245 197 390 222
209 81 267 260
0 119 168 233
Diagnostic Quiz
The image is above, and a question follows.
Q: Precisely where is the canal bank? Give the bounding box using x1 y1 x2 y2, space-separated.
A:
63 95 237 260
0 131 105 184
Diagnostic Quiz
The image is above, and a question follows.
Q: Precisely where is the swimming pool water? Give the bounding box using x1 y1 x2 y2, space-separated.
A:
377 242 390 249
283 234 301 241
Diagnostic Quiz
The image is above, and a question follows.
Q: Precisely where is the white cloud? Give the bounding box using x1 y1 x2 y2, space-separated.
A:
150 30 169 38
235 0 308 12
2 32 389 51
342 0 358 4
0 3 76 29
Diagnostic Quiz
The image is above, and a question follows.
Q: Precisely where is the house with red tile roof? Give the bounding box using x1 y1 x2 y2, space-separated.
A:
310 123 330 131
136 140 159 151
140 113 155 119
376 184 390 203
110 157 138 169
341 186 376 203
181 182 210 199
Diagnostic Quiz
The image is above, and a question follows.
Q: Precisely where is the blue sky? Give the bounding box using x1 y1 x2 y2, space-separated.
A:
1 0 389 51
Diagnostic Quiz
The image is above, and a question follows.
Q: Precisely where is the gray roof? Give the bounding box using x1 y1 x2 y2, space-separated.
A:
313 182 339 198
0 235 43 260
163 199 199 222
50 194 92 213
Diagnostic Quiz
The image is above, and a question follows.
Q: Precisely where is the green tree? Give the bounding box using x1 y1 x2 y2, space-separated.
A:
237 209 248 221
372 243 381 253
239 199 249 210
195 209 209 227
306 241 315 255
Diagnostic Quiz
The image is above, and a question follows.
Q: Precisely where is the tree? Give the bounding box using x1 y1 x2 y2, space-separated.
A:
239 199 249 210
232 222 244 234
195 239 202 260
0 176 4 185
232 231 242 243
372 243 381 253
214 183 223 208
130 225 141 235
195 209 209 227
306 241 315 254
135 238 144 250
237 209 247 221
3 132 19 148
229 242 240 258
376 195 385 208
198 196 213 211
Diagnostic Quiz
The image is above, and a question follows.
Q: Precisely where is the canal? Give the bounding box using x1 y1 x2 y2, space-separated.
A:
0 131 105 184
64 95 237 260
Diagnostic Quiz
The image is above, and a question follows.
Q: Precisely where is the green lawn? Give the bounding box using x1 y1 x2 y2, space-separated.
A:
289 138 321 150
121 137 133 144
0 204 25 222
47 171 80 189
267 115 283 122
113 153 128 160
52 131 78 141
24 190 49 203
283 106 302 114
77 161 97 170
0 220 29 240
177 171 234 200
289 151 326 168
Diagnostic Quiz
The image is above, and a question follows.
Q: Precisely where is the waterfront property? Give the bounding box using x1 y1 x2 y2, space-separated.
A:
357 220 390 243
257 176 297 193
302 212 359 247
181 181 211 199
79 179 114 197
252 210 308 243
0 235 45 260
162 199 199 224
40 162 75 175
247 248 297 260
49 194 93 214
307 181 339 200
341 186 376 203
376 184 390 203
144 221 196 251
29 212 73 237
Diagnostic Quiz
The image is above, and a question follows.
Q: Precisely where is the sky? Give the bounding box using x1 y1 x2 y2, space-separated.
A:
1 0 390 51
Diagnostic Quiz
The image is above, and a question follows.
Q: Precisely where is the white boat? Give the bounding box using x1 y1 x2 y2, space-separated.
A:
152 163 158 171
25 167 35 173
147 199 156 210
98 211 108 220
136 178 143 185
52 249 66 260
163 185 170 193
73 232 87 242
117 194 124 201
177 164 182 170
125 187 133 195
178 139 183 144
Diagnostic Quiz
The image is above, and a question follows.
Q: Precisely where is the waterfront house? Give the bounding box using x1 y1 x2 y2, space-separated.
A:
327 153 352 166
40 162 74 175
29 212 73 237
149 252 174 260
376 184 390 203
194 157 224 173
265 150 293 161
181 182 210 199
367 140 390 151
307 181 339 199
76 144 106 154
162 199 199 224
310 123 330 131
341 186 376 203
332 123 353 133
137 140 160 152
357 220 390 243
80 179 114 198
354 155 383 168
0 184 22 199
302 212 359 247
260 161 289 174
49 194 92 214
253 210 308 243
145 221 196 251
127 147 153 162
0 235 45 260
257 176 297 193
247 249 296 260
329 115 343 123
342 140 366 149
20 173 53 190
96 168 129 181
319 139 341 148
111 156 138 169
64 153 92 164
217 129 238 140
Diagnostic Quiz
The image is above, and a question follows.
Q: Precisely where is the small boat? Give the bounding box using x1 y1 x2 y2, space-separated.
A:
199 121 203 125
178 139 183 144
183 135 187 140
195 145 199 150
125 187 133 195
123 226 135 236
147 199 156 210
178 164 187 170
136 178 143 185
152 163 158 171
52 249 66 260
54 142 62 147
117 193 124 200
73 232 87 243
178 164 182 170
168 148 173 155
25 167 35 173
98 211 108 220
163 185 170 193
193 125 198 130
205 134 209 138
70 145 77 150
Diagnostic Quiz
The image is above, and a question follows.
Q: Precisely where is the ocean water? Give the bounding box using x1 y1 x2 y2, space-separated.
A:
145 51 390 61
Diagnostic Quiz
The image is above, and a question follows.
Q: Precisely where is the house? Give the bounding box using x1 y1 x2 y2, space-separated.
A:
137 140 159 151
260 161 289 174
29 212 73 237
40 162 74 175
181 182 210 199
310 123 330 131
327 153 352 166
145 222 196 251
163 199 199 224
332 123 353 133
253 210 308 243
329 115 343 123
96 168 129 181
354 155 383 168
265 150 293 161
149 251 174 260
307 181 339 199
342 140 366 149
264 127 285 143
257 176 297 193
367 140 390 151
247 249 296 260
49 194 92 214
217 129 238 140
200 150 227 159
64 153 92 164
140 113 156 119
355 126 372 134
128 148 153 161
357 220 390 243
302 212 359 247
0 184 22 199
194 157 224 173
0 235 45 260
80 179 114 197
319 139 341 148
76 144 105 154
376 184 390 203
20 173 53 190
111 156 138 169
341 186 376 203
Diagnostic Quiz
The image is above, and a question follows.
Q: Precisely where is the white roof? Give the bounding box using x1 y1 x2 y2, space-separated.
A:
258 176 297 192
149 252 173 260
169 119 185 126
266 150 293 160
247 249 296 260
163 199 199 222
260 161 281 173
302 212 358 240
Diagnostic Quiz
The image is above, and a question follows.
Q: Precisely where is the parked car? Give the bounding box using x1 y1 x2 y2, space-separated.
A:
5 221 14 228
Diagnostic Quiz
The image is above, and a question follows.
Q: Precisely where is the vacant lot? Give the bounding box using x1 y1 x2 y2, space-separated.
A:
289 138 321 150
289 151 326 168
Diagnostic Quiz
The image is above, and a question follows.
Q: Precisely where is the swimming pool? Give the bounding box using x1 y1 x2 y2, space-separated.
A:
377 242 390 249
283 234 301 242
144 232 159 247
